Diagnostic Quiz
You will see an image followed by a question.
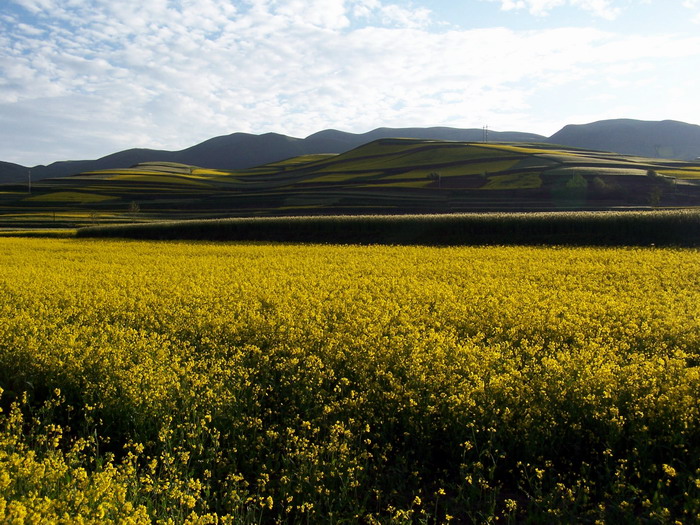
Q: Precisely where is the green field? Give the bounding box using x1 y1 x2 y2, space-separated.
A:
3 139 700 228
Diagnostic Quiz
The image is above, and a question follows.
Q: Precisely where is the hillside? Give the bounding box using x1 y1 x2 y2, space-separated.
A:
0 161 29 184
3 139 700 228
2 128 544 184
4 119 700 186
548 119 700 160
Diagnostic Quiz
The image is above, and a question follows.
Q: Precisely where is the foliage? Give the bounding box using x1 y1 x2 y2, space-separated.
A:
551 173 588 206
1 238 699 523
591 176 623 200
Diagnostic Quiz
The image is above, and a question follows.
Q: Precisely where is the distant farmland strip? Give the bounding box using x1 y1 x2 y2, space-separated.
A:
25 191 116 203
77 210 700 246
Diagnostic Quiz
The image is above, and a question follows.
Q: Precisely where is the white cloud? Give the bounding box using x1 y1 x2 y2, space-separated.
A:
345 0 431 27
683 0 700 22
1 0 700 165
376 4 432 28
275 0 351 29
8 0 56 15
485 0 622 19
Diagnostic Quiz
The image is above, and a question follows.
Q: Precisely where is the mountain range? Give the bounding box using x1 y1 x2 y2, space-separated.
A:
2 119 700 184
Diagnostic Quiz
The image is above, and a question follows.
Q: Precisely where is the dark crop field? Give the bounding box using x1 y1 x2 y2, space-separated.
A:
77 209 700 247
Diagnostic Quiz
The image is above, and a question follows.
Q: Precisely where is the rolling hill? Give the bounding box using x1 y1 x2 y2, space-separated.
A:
0 128 544 184
4 119 700 186
548 119 700 161
3 138 700 228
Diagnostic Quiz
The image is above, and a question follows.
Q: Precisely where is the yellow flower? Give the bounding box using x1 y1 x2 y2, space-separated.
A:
662 464 677 478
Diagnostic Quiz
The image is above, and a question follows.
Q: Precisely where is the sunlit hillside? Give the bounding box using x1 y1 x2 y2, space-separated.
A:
2 139 700 227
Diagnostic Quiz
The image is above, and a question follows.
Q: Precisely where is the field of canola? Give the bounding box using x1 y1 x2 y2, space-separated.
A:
1 238 699 523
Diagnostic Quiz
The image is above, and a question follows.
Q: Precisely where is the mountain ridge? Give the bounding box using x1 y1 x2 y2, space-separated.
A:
2 119 700 184
548 119 700 160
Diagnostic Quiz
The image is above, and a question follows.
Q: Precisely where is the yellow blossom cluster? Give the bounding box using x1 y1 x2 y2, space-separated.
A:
0 238 699 523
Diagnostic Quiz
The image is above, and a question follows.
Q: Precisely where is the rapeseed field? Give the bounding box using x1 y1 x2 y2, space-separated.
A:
1 238 698 523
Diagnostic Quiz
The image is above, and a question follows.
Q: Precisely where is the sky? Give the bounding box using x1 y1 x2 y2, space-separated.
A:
2 0 700 166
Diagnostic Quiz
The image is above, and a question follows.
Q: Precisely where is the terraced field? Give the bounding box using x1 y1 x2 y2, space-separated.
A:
2 140 700 227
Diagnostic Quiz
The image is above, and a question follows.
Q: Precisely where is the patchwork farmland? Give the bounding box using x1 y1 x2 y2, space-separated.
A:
3 139 700 228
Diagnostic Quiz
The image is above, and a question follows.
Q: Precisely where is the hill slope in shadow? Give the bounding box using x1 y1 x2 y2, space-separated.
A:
547 119 700 160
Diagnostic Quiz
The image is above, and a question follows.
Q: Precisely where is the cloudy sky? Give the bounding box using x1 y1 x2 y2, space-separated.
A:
2 0 700 166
